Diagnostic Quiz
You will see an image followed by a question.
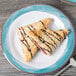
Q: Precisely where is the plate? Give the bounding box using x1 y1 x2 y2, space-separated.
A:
1 5 75 74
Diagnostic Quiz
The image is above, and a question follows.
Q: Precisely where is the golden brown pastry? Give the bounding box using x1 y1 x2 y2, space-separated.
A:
28 28 70 55
17 18 52 62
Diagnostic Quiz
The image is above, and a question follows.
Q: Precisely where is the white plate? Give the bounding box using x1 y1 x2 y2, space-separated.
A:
8 11 67 68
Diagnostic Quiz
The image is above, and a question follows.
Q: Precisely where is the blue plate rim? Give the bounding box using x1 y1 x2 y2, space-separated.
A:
1 4 75 74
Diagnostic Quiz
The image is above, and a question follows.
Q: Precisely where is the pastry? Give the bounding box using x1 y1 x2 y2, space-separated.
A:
28 28 70 55
17 18 52 61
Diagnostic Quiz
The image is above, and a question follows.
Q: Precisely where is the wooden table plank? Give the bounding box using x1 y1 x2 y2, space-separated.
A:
0 0 76 76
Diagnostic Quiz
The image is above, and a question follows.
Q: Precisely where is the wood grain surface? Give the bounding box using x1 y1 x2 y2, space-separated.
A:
0 0 76 76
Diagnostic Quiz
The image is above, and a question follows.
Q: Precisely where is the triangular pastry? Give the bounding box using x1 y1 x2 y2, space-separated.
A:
17 18 52 62
28 28 70 55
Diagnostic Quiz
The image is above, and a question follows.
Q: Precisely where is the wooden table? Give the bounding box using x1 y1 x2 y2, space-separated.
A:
0 0 76 76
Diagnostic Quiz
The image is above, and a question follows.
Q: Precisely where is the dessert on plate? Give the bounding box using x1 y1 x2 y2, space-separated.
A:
17 17 70 62
17 18 52 62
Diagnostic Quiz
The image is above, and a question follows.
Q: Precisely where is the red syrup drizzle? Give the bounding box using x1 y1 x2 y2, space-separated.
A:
29 37 47 55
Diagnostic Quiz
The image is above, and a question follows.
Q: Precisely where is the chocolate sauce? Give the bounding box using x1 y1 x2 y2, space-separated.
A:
20 40 32 57
30 24 36 30
46 41 56 49
40 20 46 29
18 27 33 57
19 28 25 39
20 27 30 47
43 48 52 54
22 27 37 46
21 27 27 35
27 26 52 52
27 26 32 31
41 29 57 47
43 29 61 41
53 31 63 41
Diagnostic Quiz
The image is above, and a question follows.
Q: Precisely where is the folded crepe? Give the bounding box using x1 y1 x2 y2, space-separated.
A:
17 18 52 62
28 28 70 55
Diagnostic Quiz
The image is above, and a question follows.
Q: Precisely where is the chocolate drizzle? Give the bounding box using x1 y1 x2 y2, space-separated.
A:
21 27 27 35
42 29 62 41
19 28 24 39
18 27 33 57
30 24 36 30
53 31 63 41
42 48 52 54
41 29 57 47
40 20 46 29
20 40 32 56
45 39 56 49
21 27 30 47
27 25 53 52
